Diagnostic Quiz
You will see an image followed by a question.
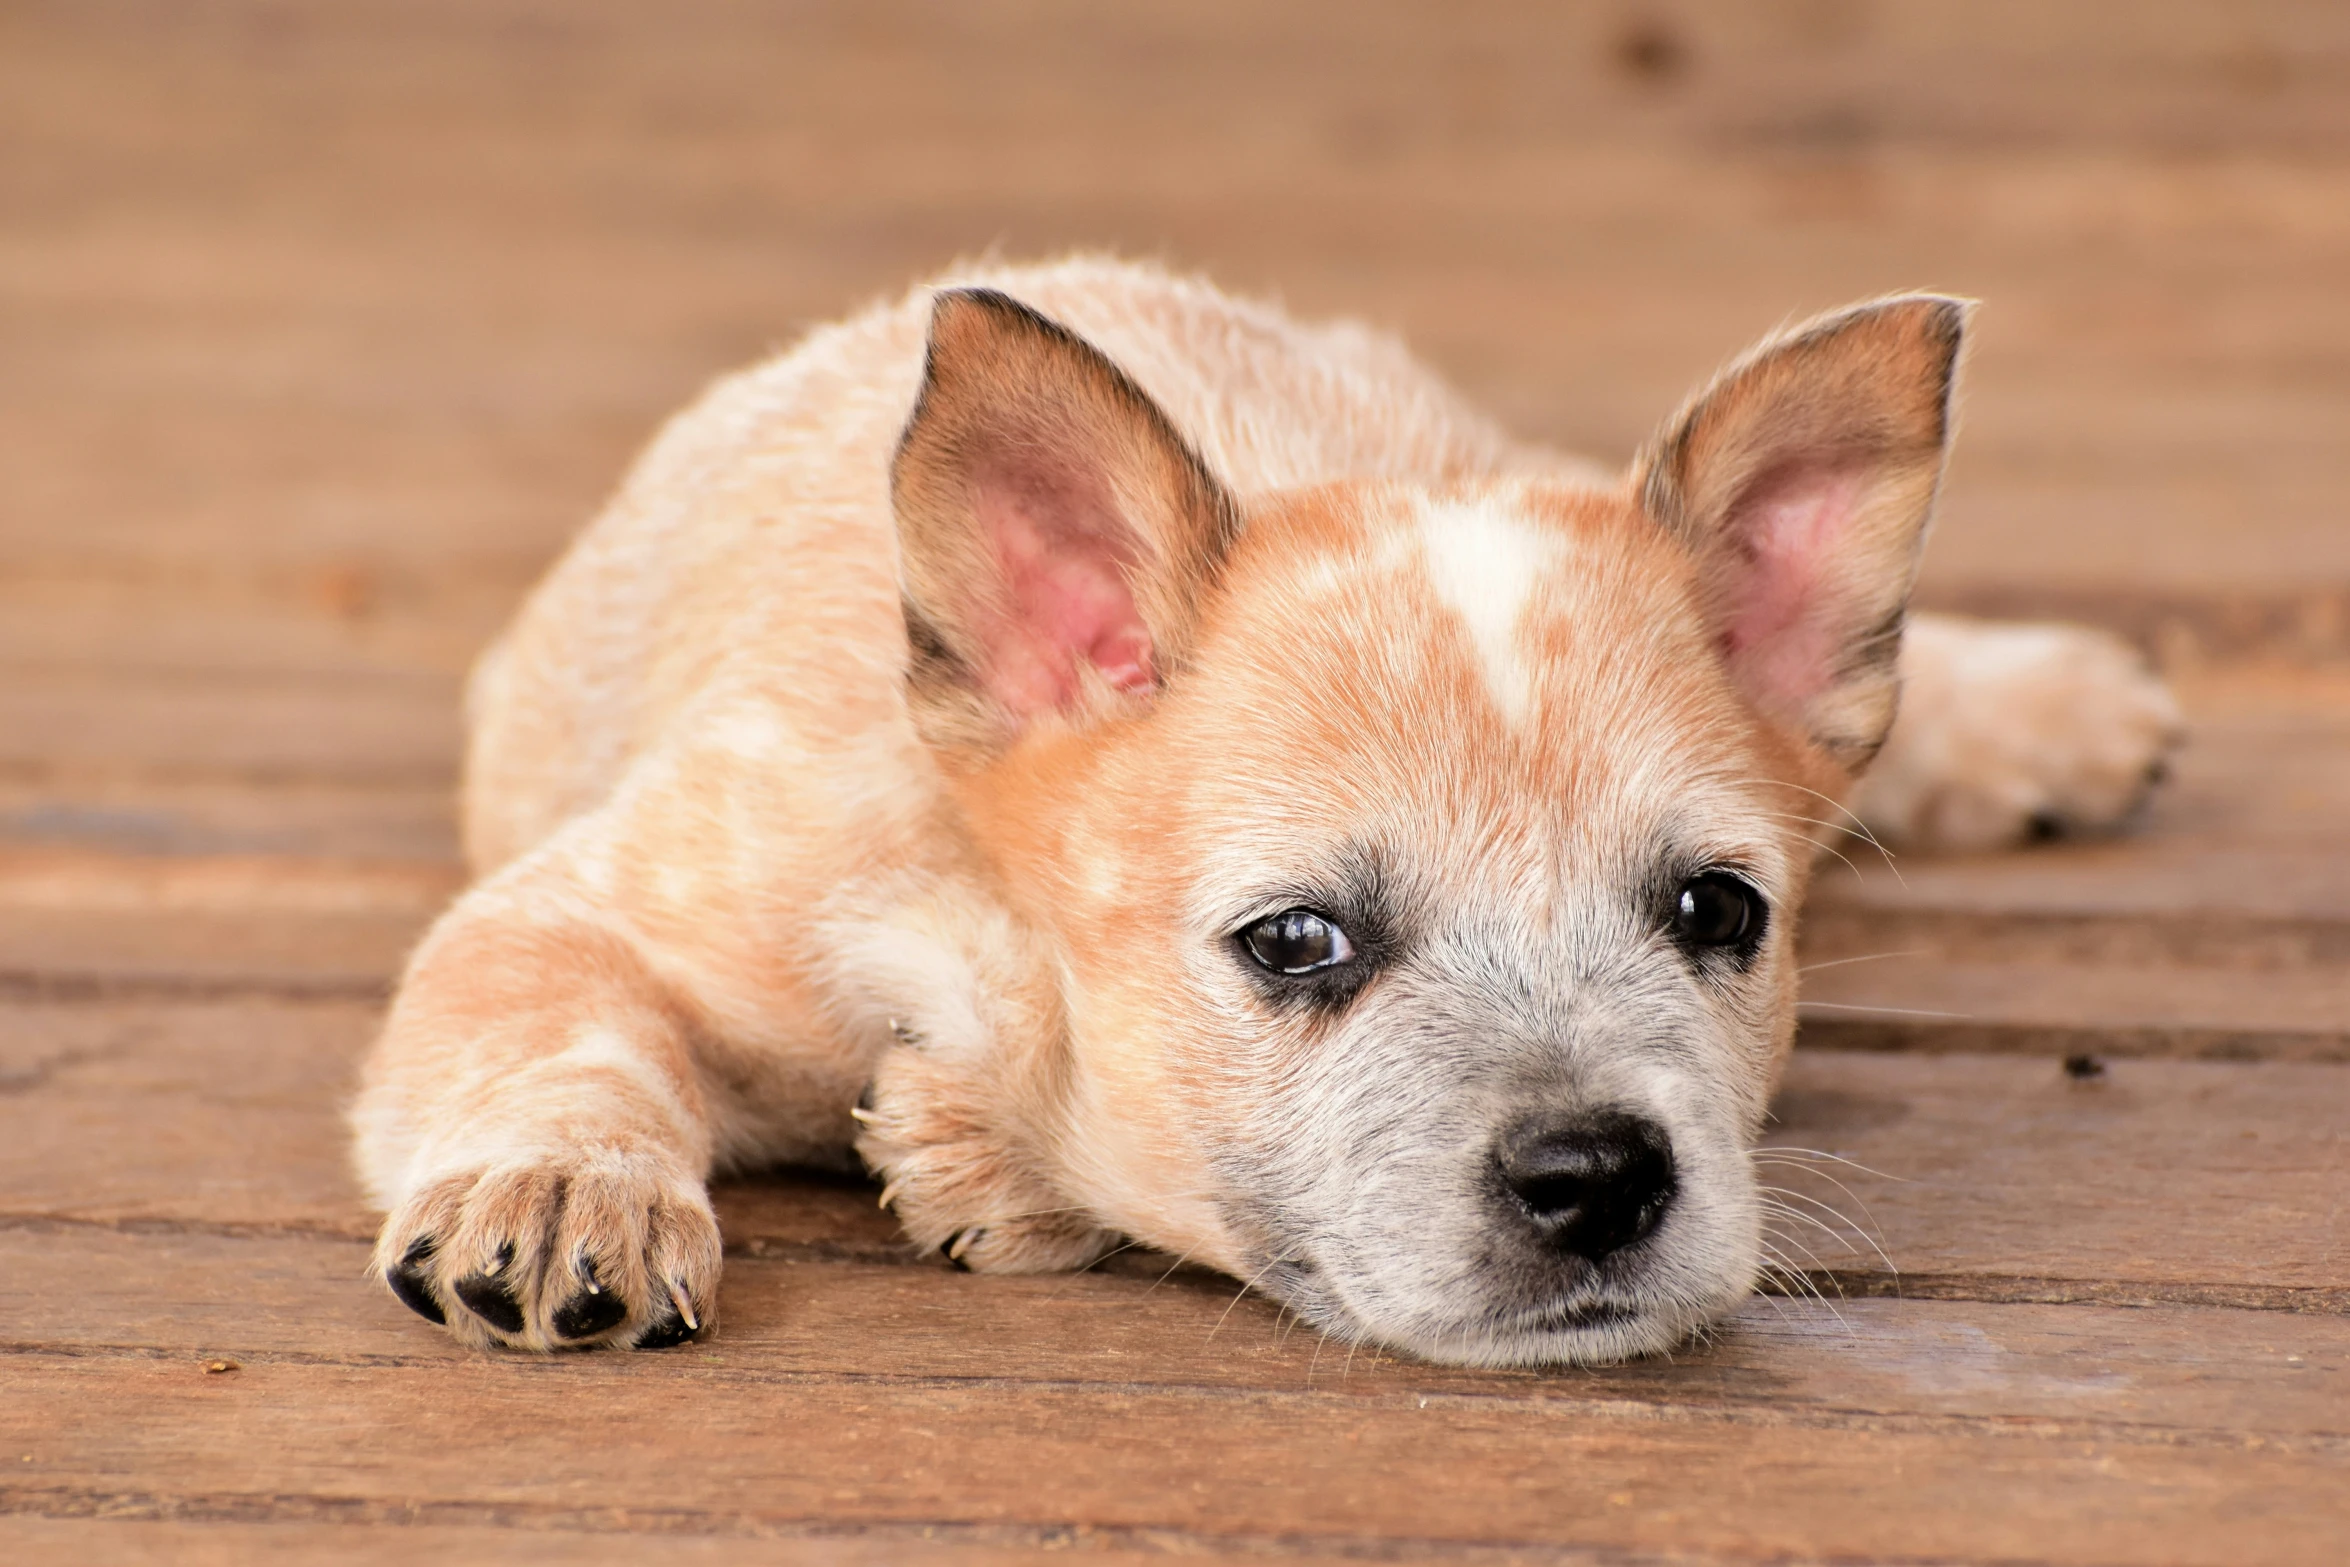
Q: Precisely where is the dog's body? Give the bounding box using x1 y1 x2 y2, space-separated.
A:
355 257 2180 1362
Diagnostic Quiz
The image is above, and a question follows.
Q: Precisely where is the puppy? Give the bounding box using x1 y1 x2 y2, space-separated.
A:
353 257 2180 1364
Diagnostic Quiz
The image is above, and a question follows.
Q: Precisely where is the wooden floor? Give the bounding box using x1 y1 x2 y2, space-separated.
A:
4 3 2347 1562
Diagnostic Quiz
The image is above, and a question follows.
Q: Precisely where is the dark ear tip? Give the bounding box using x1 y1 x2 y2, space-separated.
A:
927 286 1073 351
1808 292 1974 358
929 284 1014 321
1905 294 1974 356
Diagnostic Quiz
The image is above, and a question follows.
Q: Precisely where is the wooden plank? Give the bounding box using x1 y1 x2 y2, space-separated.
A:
0 584 489 685
1810 668 2350 932
1796 667 2350 1057
0 850 453 997
13 0 2350 161
1917 582 2350 671
15 174 2350 601
5 4 2350 620
0 995 899 1252
1797 957 2350 1060
0 669 458 787
6 1225 2348 1442
0 779 459 863
2 993 2344 1304
2 1351 2343 1565
0 1518 1228 1567
0 997 381 1237
1768 1050 2350 1306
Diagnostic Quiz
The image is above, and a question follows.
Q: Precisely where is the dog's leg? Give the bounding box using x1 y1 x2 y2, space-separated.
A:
351 852 733 1350
1849 612 2185 852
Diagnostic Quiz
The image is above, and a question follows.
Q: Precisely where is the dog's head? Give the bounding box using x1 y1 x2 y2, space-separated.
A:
859 286 1963 1365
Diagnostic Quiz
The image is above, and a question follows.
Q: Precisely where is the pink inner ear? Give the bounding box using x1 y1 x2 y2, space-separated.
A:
971 464 1158 717
1713 464 1864 717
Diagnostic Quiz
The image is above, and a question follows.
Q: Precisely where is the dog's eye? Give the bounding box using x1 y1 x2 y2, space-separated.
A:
1241 908 1355 974
1672 873 1763 949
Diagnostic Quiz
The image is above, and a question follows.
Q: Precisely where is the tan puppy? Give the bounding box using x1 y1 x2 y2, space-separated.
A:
353 258 2180 1364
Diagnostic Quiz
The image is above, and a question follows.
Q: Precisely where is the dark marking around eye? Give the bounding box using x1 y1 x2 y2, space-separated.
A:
1225 845 1402 1012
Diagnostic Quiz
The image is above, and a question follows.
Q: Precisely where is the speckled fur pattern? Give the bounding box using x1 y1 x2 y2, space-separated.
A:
352 256 2179 1363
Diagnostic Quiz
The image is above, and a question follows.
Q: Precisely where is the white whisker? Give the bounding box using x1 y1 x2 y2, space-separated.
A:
1797 1000 1971 1019
1798 949 1928 975
1751 1146 1910 1183
1759 1190 1898 1278
1142 1246 1199 1297
1207 1254 1288 1343
1753 1163 1896 1253
1737 777 1906 887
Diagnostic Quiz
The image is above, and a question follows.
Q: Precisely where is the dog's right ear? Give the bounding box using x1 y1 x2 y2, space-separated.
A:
890 288 1240 753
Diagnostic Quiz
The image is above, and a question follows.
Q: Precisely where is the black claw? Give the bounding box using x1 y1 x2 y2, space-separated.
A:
386 1236 446 1325
453 1266 527 1335
2025 810 2066 843
633 1310 698 1350
941 1228 984 1271
552 1281 629 1341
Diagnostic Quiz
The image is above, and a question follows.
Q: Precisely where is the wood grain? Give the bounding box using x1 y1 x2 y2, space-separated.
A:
5 2 2346 1560
1796 667 2350 1058
0 670 458 788
1797 958 2350 1060
2 993 2343 1305
7 1 2350 622
0 1517 1289 1567
1767 1051 2350 1305
0 1522 1269 1567
4 1352 2345 1565
0 779 459 864
0 851 451 998
6 1225 2346 1440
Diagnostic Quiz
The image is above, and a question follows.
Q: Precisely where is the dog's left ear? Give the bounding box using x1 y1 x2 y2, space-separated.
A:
1633 295 1969 770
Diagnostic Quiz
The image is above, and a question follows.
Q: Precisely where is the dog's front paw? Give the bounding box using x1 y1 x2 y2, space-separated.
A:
854 1044 1115 1274
1853 615 2186 853
373 1147 721 1351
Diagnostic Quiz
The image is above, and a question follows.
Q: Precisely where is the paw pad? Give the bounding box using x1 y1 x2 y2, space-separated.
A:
452 1243 528 1334
550 1263 630 1341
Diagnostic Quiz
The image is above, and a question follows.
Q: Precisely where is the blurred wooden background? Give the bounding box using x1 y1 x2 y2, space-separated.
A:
2 3 2346 1563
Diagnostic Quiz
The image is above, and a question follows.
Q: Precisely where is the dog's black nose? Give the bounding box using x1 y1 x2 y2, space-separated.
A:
1497 1110 1677 1262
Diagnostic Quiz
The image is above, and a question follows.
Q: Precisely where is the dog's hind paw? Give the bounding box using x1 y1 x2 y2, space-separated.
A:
1852 615 2186 853
372 1149 721 1352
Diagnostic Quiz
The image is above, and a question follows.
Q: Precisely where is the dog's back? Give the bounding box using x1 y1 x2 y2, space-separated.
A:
463 256 1589 872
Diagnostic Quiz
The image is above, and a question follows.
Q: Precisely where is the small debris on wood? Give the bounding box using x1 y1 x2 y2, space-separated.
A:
202 1358 241 1374
1615 20 1688 82
2062 1053 2107 1080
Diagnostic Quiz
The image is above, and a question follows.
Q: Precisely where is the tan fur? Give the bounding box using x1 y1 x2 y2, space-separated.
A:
355 256 2178 1361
